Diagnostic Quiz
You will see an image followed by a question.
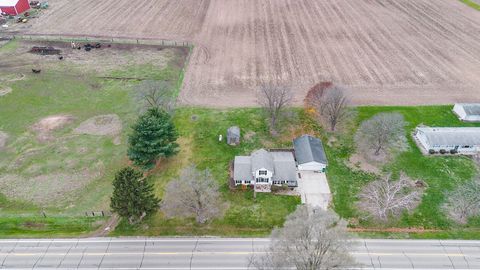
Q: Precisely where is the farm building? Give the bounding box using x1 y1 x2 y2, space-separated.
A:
0 0 30 15
414 127 480 155
453 104 480 122
226 126 240 145
293 135 328 171
233 149 297 192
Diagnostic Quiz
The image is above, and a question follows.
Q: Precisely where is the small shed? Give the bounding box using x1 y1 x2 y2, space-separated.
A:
227 126 240 145
293 135 328 172
0 0 30 15
453 104 480 122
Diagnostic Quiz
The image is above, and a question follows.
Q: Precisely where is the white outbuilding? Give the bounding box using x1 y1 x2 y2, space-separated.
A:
293 135 328 172
414 127 480 155
453 104 480 122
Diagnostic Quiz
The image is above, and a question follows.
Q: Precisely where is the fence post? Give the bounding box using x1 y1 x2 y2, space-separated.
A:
41 211 46 218
101 211 105 217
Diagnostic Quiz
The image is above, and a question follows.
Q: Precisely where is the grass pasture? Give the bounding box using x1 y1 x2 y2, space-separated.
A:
0 40 187 237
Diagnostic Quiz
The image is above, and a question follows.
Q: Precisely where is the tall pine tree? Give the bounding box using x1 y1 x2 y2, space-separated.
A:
128 108 178 169
110 167 160 224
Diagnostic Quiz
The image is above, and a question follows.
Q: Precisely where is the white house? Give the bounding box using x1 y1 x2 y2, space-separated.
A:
453 104 480 122
233 149 297 192
293 135 328 172
414 127 480 154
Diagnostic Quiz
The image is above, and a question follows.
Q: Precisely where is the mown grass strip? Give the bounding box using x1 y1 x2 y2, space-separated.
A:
459 0 480 10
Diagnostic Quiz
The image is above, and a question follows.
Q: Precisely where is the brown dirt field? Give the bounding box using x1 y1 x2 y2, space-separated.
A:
26 0 210 41
31 114 75 142
25 0 480 107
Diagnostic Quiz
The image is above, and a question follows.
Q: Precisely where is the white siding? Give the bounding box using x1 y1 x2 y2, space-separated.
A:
298 161 326 171
453 104 467 120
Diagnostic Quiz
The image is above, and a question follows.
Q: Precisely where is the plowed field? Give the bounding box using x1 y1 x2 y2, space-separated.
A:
27 0 480 107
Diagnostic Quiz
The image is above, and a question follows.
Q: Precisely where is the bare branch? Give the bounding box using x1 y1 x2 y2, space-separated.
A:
135 80 176 113
161 165 224 224
257 84 293 136
443 178 480 224
251 205 357 270
304 82 349 132
357 173 422 222
355 112 406 157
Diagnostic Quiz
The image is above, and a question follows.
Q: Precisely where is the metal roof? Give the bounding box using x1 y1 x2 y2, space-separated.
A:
0 0 19 6
417 127 480 146
293 135 328 165
227 126 240 138
233 156 252 181
458 104 480 116
251 149 274 172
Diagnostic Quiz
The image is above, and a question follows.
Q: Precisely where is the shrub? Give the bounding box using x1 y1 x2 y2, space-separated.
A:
428 149 436 155
439 149 446 154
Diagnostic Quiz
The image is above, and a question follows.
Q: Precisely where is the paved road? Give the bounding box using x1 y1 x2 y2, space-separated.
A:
0 238 479 269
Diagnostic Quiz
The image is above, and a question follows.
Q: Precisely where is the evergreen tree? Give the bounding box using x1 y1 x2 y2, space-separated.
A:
128 108 178 169
110 167 160 224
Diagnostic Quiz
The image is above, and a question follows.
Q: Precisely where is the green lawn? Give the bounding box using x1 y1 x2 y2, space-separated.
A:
325 106 479 235
0 40 187 237
113 108 301 236
459 0 480 10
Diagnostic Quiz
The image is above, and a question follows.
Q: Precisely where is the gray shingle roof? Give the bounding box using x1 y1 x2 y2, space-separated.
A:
417 127 480 146
251 149 274 172
293 135 328 165
271 152 297 182
233 156 253 181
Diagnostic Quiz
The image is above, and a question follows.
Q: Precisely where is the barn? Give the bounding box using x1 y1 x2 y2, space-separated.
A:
0 0 30 15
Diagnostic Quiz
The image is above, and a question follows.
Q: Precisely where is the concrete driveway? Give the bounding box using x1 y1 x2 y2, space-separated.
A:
296 171 331 210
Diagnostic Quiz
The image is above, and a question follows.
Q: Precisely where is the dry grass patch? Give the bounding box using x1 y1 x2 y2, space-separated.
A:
0 162 105 206
0 86 12 97
0 131 8 150
31 115 76 142
73 114 122 137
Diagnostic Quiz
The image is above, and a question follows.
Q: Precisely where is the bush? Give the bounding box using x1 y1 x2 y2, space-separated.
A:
428 149 436 155
439 149 446 154
450 149 458 154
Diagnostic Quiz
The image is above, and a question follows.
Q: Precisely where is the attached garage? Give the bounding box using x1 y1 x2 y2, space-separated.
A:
293 135 328 172
0 0 30 15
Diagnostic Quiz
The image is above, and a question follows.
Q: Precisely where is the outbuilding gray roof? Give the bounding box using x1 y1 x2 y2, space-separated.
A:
251 149 274 172
227 126 240 137
417 127 480 146
293 135 328 165
271 152 297 181
459 104 480 116
233 156 253 181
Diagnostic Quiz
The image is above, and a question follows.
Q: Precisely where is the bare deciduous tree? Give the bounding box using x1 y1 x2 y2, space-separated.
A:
304 82 332 109
356 112 406 156
250 205 356 270
319 86 349 132
304 82 348 132
161 165 224 224
135 80 176 113
357 173 422 222
257 84 293 136
443 178 480 224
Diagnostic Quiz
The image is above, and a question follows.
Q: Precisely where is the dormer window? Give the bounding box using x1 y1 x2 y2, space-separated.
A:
259 170 267 175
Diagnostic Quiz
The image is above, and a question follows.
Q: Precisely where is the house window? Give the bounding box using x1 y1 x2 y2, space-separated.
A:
256 177 269 183
245 180 251 184
235 180 242 184
259 170 267 176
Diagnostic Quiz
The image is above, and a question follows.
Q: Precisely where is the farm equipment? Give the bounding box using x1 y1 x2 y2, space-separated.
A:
30 1 48 9
29 46 61 55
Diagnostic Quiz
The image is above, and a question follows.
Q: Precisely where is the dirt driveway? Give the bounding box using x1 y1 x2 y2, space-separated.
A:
296 171 331 210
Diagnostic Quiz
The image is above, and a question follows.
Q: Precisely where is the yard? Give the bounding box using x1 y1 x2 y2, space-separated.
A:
324 106 480 238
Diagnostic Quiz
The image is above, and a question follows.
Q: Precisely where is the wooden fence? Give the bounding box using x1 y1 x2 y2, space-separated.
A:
8 34 192 47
